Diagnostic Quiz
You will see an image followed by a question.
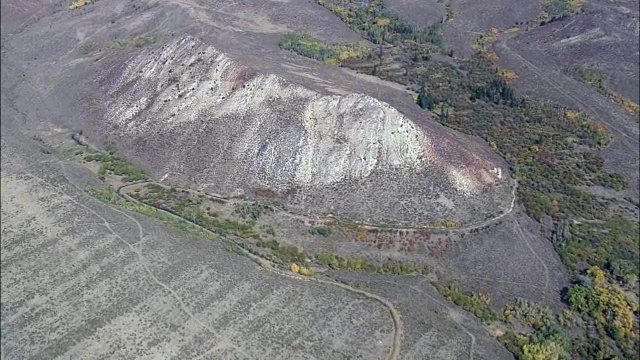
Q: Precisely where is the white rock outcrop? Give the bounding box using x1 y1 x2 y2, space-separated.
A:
101 35 512 224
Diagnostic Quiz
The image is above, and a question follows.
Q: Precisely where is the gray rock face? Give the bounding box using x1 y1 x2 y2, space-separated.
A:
99 35 513 225
0 0 513 226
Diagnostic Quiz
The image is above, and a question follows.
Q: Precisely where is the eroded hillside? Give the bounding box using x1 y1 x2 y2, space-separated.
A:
7 25 513 226
8 0 629 358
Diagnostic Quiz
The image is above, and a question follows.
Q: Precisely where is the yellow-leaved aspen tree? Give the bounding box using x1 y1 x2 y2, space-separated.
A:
374 18 390 75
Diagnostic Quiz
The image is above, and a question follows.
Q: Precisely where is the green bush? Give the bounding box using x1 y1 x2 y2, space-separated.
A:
235 202 270 221
591 172 628 190
280 32 370 65
433 283 498 322
318 0 445 49
85 186 215 241
559 216 639 277
565 279 637 355
500 327 572 360
316 251 346 269
315 251 424 274
310 226 332 237
504 299 557 330
256 239 307 264
378 261 424 275
264 225 276 236
84 150 147 182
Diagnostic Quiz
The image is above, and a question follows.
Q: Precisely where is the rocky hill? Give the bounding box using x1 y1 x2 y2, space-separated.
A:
94 36 515 225
1 0 514 227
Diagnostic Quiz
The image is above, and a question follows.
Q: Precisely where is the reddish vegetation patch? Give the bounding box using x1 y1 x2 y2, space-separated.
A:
253 187 278 198
226 65 258 92
426 236 456 258
1 0 49 24
332 223 466 257
336 225 433 253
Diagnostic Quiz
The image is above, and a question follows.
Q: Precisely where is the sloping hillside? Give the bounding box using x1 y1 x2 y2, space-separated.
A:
1 2 514 226
100 36 512 225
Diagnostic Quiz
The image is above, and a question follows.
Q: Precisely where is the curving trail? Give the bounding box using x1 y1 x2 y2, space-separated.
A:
497 37 639 146
410 278 476 360
29 160 404 360
512 217 549 303
20 171 237 347
120 179 518 232
450 275 545 290
375 277 477 360
117 180 403 360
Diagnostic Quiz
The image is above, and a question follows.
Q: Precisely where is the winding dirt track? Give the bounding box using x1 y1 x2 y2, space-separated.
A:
115 181 403 360
30 162 403 360
497 36 639 146
120 179 518 232
512 217 550 303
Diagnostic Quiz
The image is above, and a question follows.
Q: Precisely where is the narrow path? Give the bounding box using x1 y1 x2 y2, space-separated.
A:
120 178 518 232
497 37 639 145
118 180 403 360
21 171 229 342
512 218 549 303
36 160 403 360
377 277 476 360
450 275 545 290
411 278 476 360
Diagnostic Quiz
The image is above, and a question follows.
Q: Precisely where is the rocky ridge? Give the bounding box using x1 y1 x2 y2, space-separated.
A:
99 35 513 225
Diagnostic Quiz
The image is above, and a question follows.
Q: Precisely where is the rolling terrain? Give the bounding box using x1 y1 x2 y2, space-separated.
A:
1 0 638 359
0 121 396 359
1 0 515 227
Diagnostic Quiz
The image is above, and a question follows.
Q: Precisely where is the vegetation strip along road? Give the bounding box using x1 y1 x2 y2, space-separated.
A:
118 180 518 232
110 181 403 360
